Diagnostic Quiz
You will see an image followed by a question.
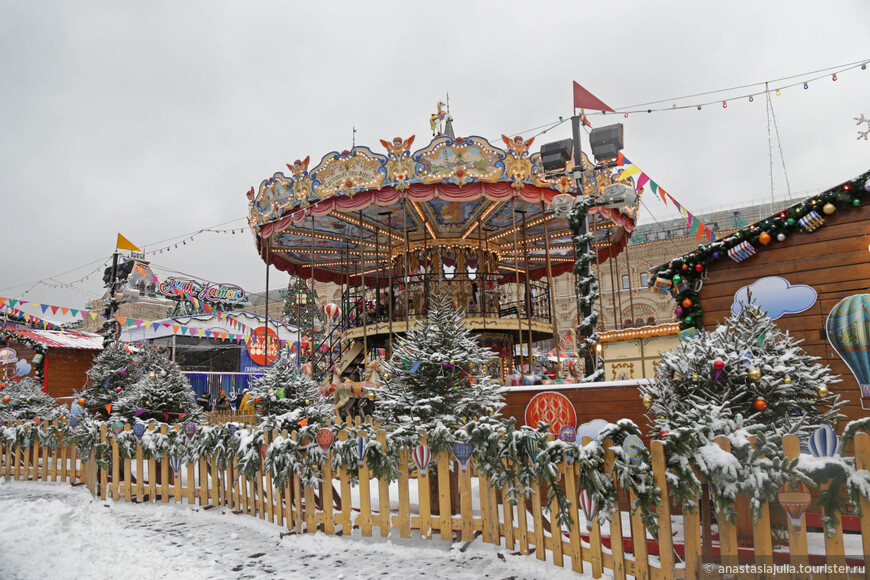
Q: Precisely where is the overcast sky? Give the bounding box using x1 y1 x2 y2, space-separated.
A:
1 0 868 323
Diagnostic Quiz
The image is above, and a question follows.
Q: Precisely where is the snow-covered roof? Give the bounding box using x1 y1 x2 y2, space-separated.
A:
9 328 103 350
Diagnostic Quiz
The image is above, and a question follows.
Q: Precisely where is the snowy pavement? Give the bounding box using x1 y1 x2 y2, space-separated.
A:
0 480 598 580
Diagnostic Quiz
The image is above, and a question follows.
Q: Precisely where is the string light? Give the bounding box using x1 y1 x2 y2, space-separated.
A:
775 89 781 96
749 95 754 102
722 101 727 108
833 74 838 81
803 82 808 89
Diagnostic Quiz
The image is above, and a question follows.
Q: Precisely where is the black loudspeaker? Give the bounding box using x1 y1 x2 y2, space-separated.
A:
539 139 574 171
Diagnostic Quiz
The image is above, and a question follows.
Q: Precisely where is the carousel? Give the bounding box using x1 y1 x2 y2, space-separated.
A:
247 109 639 391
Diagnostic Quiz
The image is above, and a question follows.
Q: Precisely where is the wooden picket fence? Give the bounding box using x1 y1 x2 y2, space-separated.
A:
2 420 870 579
205 410 257 426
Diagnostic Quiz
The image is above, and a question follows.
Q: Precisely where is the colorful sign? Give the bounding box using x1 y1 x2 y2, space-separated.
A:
158 277 247 305
524 391 577 435
247 326 280 366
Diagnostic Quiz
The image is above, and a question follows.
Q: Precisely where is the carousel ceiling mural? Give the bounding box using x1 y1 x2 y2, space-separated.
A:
248 131 641 286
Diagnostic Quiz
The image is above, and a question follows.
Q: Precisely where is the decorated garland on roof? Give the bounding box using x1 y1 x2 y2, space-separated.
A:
649 171 870 330
0 328 48 382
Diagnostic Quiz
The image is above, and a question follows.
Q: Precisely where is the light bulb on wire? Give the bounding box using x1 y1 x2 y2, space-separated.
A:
833 74 838 81
803 82 808 90
776 89 781 96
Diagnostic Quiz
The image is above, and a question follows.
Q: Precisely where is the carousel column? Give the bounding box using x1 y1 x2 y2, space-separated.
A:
519 210 534 373
358 211 368 365
623 239 637 325
380 211 394 355
510 197 526 373
263 234 271 361
310 215 316 363
540 201 560 369
477 218 486 330
402 199 411 323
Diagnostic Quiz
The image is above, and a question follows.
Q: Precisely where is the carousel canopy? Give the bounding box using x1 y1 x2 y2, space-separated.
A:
247 132 639 286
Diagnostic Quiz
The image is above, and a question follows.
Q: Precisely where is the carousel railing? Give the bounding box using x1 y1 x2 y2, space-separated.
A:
339 273 552 329
309 319 348 382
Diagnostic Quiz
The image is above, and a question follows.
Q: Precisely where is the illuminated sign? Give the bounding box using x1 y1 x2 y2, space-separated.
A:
158 278 247 304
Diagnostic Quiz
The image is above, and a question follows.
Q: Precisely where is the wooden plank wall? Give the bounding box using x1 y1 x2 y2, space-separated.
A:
503 385 649 439
699 203 870 421
44 349 99 403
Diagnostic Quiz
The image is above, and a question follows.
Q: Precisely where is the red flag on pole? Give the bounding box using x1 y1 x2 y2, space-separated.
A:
573 82 614 112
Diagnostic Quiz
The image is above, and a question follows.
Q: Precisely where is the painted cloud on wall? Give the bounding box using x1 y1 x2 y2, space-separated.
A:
731 276 817 320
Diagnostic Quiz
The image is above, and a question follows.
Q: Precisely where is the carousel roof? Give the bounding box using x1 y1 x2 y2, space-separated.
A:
247 132 640 286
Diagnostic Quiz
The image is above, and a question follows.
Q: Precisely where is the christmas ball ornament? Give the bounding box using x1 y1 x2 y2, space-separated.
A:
78 398 85 405
684 316 692 324
695 264 704 272
777 233 786 241
691 373 700 381
2 397 8 403
682 298 693 309
682 264 688 270
713 359 726 371
116 387 122 393
268 389 274 395
822 203 836 215
367 391 376 401
674 306 684 317
642 395 653 408
661 430 669 438
854 199 861 207
148 372 156 380
817 385 830 398
672 274 682 284
146 401 150 406
748 368 762 381
754 397 768 411
787 218 795 226
712 252 720 259
758 232 772 245
783 376 792 385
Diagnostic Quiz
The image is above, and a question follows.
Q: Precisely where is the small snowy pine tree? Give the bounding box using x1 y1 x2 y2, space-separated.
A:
76 342 139 419
375 293 505 433
641 299 842 440
248 347 331 429
0 377 60 422
112 356 201 424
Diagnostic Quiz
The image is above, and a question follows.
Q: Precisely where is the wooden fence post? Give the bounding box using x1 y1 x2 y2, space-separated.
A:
357 426 372 537
650 441 674 578
603 440 626 580
782 434 810 573
854 432 870 568
376 428 391 537
713 436 738 570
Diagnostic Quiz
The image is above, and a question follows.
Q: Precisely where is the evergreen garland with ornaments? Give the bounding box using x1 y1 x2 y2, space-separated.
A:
650 171 870 330
0 376 61 423
248 347 331 430
375 293 505 439
567 195 603 381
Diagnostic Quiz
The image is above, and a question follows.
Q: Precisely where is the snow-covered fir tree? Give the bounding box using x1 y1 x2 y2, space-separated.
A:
0 377 60 422
641 298 842 440
375 293 505 431
248 347 331 429
76 341 139 419
112 356 201 424
282 276 324 348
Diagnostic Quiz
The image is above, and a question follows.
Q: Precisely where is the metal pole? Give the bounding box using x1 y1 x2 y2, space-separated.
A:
570 115 596 377
594 246 606 331
540 201 560 369
478 218 486 330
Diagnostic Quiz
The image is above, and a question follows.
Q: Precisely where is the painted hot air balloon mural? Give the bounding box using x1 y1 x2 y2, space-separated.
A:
826 294 870 404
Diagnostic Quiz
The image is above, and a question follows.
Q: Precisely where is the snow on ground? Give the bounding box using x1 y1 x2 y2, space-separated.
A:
0 480 601 580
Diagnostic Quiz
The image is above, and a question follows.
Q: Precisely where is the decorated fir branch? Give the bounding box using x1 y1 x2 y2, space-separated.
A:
649 170 870 330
